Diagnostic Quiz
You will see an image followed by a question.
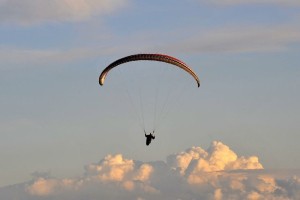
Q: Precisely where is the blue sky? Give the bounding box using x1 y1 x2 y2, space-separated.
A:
0 0 300 199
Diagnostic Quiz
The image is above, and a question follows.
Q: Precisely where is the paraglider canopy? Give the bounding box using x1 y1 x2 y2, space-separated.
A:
99 54 200 87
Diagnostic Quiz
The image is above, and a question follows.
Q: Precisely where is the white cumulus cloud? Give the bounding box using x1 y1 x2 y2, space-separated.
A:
167 141 263 173
1 141 300 200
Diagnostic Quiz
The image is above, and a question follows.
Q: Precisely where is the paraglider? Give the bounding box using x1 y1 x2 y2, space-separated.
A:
99 53 200 145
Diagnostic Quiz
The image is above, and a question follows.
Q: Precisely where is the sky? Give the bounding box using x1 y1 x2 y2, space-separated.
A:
0 0 300 199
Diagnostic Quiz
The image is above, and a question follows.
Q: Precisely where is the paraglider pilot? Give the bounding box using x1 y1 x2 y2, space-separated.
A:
144 130 155 146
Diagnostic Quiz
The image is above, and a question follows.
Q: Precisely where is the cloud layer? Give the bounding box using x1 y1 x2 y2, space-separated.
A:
202 0 300 6
1 141 299 200
0 0 128 25
1 23 300 71
160 25 300 54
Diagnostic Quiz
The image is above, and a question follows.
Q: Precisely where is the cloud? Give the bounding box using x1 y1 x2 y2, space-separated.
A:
167 141 263 185
0 45 118 70
200 0 300 6
0 0 128 25
27 178 79 196
1 141 300 199
2 23 300 71
159 24 300 54
85 154 135 182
